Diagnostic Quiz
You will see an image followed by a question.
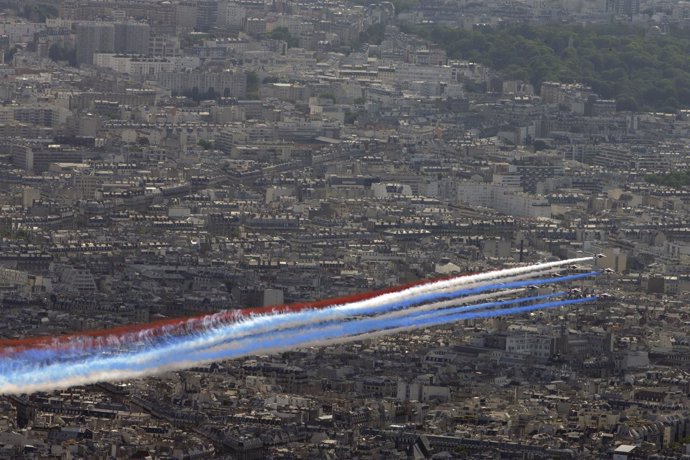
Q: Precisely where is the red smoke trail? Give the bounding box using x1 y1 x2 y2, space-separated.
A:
0 273 463 353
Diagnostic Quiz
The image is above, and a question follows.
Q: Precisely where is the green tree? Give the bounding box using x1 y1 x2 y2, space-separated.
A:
197 139 213 150
345 109 364 124
318 93 336 103
533 140 549 151
246 71 259 99
357 23 386 46
646 171 690 188
269 27 298 47
20 3 57 22
48 42 76 66
4 46 18 64
402 23 690 112
48 43 64 61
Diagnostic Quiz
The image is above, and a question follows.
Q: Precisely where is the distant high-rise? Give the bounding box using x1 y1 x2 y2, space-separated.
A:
158 69 247 98
114 22 151 55
197 0 218 32
76 23 114 66
606 0 640 16
223 1 246 31
149 35 181 58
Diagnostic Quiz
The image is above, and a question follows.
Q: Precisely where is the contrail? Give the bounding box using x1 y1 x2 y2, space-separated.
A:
0 258 599 394
1 291 589 388
251 296 596 355
2 270 594 364
152 271 593 353
0 285 559 367
0 296 595 395
193 296 596 361
122 291 569 363
0 256 591 354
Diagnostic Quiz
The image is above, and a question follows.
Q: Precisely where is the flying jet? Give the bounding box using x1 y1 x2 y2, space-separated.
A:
567 288 582 299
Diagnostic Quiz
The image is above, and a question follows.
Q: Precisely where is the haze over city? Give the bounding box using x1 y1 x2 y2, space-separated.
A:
0 0 688 458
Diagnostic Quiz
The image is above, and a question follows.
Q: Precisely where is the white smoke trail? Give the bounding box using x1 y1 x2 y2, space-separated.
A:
118 260 584 347
0 296 595 395
0 259 596 394
4 282 585 386
193 294 584 359
96 256 593 343
4 258 587 358
7 269 592 372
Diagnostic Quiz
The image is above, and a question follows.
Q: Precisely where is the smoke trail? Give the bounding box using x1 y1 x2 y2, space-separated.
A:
0 265 585 360
193 296 596 360
0 288 547 366
0 296 595 395
255 295 597 355
5 271 596 368
16 294 576 378
2 269 593 364
0 258 598 393
0 256 592 354
133 271 594 358
354 291 566 324
7 289 556 370
114 291 569 365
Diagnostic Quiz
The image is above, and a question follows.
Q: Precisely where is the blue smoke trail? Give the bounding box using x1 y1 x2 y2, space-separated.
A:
141 296 593 375
0 296 595 393
94 291 568 367
322 271 595 319
167 291 569 354
0 291 564 367
186 297 596 364
150 270 594 353
2 256 592 359
1 271 582 367
371 291 567 322
1 271 594 365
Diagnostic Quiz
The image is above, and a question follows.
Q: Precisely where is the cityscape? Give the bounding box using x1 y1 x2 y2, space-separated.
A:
0 0 688 458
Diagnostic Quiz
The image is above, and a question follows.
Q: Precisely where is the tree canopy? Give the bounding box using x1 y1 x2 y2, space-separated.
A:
403 23 690 112
350 0 419 14
269 27 298 48
246 71 260 99
48 43 77 67
20 3 57 22
645 171 690 188
357 23 386 46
